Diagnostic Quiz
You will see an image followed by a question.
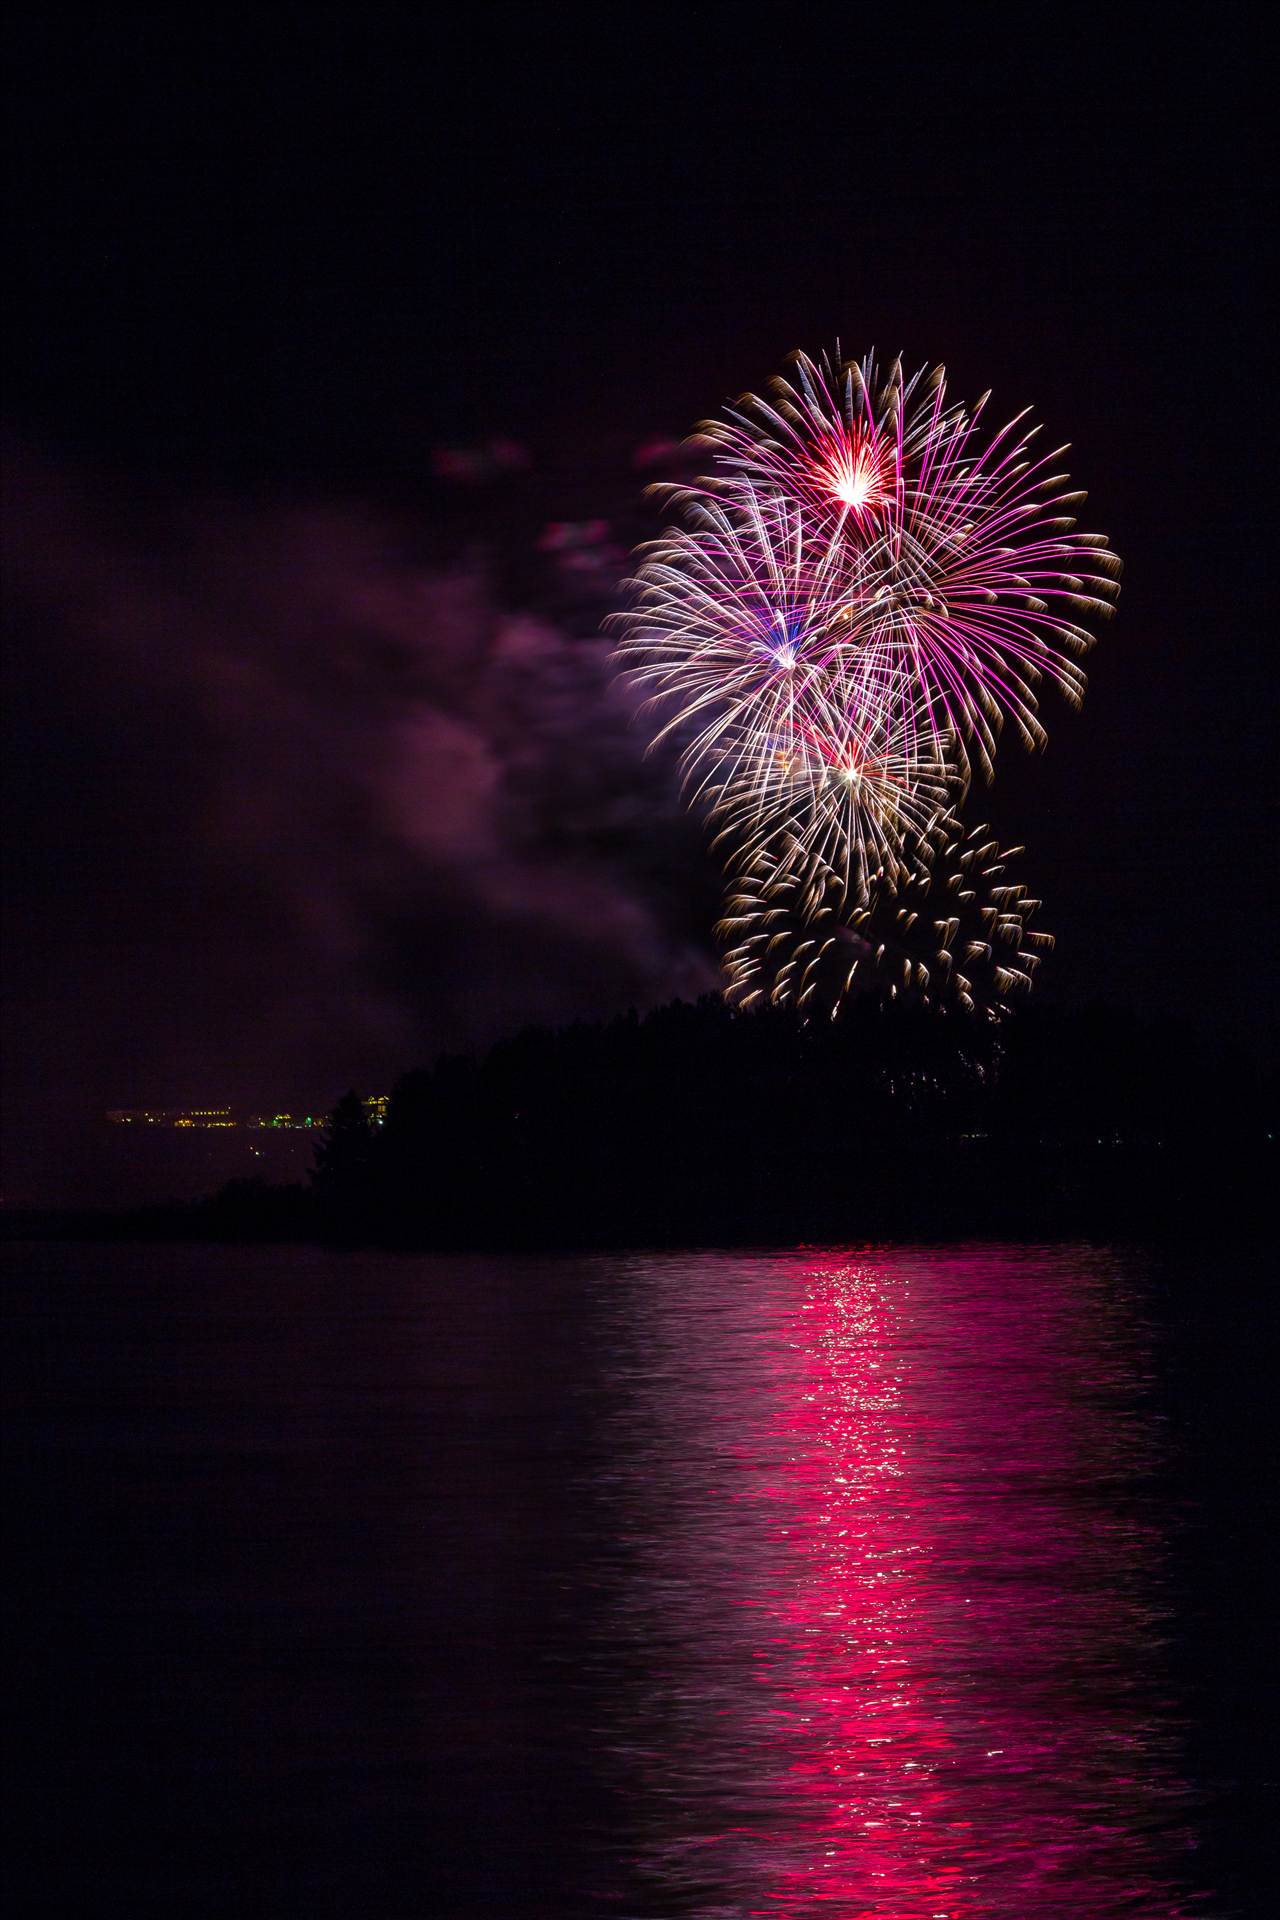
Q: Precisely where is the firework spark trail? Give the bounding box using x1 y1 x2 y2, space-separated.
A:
719 814 1054 1022
611 347 1118 1016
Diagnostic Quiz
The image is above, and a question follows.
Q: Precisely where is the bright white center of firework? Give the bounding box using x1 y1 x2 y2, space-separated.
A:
828 451 877 511
774 645 797 669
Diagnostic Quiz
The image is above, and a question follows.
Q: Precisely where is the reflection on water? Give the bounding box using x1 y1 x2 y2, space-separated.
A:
6 1241 1221 1915
590 1247 1196 1915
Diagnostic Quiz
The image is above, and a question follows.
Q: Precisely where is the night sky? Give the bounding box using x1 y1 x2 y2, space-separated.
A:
4 14 1274 1205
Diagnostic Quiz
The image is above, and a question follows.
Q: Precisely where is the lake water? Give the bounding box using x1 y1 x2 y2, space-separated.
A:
4 1242 1274 1916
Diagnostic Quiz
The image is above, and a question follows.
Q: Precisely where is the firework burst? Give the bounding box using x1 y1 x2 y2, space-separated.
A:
611 346 1117 1016
720 816 1053 1023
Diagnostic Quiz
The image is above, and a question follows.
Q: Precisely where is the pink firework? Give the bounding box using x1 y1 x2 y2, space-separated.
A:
612 347 1118 991
693 349 1122 785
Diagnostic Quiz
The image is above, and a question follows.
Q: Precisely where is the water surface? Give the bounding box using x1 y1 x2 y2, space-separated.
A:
5 1242 1270 1914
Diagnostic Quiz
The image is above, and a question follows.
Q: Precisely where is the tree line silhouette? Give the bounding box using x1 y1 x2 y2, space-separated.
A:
304 995 1270 1247
11 997 1267 1247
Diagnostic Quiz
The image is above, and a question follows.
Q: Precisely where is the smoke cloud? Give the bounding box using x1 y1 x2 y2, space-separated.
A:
2 446 717 1201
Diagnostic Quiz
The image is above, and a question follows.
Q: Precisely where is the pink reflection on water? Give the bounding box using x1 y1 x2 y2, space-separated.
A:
599 1247 1200 1916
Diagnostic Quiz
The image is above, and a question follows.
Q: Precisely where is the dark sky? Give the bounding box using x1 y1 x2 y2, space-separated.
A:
4 13 1275 1204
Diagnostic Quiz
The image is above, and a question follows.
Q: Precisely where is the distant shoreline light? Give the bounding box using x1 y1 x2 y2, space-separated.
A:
106 1096 389 1132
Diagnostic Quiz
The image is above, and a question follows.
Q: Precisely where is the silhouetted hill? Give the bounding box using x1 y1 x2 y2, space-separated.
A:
333 997 1272 1247
7 998 1270 1249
